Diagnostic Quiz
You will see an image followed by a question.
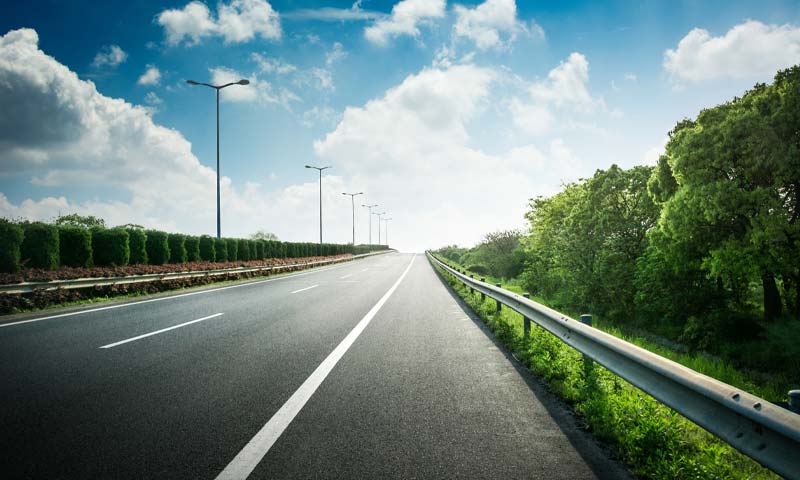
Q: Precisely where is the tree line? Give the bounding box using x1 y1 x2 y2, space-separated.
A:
438 65 800 373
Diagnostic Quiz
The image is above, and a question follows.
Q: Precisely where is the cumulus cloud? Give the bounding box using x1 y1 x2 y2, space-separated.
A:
313 63 581 250
664 20 800 82
209 66 300 108
284 1 382 22
0 28 360 242
137 65 161 86
364 0 445 46
157 0 281 46
452 0 541 50
92 45 127 68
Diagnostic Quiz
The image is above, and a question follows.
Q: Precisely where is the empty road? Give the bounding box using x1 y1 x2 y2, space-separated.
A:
0 253 629 479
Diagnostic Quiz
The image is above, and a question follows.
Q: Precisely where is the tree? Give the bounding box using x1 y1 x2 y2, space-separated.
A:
250 230 279 241
54 213 105 229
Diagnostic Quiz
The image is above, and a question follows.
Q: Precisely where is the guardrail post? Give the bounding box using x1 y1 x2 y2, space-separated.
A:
580 314 593 375
790 390 800 413
495 284 502 313
480 278 486 302
469 275 474 294
523 293 531 339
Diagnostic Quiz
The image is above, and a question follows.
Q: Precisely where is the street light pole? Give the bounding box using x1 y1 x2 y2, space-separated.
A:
305 165 331 248
372 211 385 245
342 192 363 245
186 78 250 238
362 203 378 247
382 217 392 246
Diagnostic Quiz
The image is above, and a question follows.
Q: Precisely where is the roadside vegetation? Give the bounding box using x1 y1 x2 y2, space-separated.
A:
432 258 779 480
435 65 800 396
0 213 389 314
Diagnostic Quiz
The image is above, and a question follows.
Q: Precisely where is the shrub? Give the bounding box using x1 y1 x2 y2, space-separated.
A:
199 235 216 261
92 227 130 266
127 228 147 265
467 264 490 276
168 233 187 264
58 226 92 267
145 230 170 265
20 222 60 270
238 239 250 261
255 240 265 260
214 238 228 262
0 219 24 273
226 238 238 261
185 236 200 262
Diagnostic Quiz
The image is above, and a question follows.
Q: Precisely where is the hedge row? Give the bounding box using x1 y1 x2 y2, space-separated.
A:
0 220 389 273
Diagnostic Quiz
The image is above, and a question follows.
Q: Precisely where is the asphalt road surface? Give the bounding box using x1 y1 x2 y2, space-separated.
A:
0 252 630 479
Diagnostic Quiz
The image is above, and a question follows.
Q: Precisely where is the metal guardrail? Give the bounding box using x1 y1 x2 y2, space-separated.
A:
429 253 800 480
0 251 391 295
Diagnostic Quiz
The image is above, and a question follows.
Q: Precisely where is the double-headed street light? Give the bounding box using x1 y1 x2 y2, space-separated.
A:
372 211 386 245
342 192 364 245
186 78 250 238
305 165 331 247
362 203 378 246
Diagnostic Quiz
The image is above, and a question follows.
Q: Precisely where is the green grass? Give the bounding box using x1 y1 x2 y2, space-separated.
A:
431 257 780 480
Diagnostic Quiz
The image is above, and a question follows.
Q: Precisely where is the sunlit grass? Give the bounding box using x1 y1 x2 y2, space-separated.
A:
432 258 780 480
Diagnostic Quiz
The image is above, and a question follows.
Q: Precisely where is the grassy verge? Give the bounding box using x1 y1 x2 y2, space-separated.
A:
431 257 780 480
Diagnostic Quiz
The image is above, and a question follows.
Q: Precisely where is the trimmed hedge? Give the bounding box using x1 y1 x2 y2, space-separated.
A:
21 223 59 270
58 226 92 267
214 238 228 262
168 233 187 264
185 236 200 262
238 239 250 261
145 230 170 265
127 229 148 265
226 238 238 262
92 228 130 266
255 240 265 260
199 235 216 261
0 219 24 273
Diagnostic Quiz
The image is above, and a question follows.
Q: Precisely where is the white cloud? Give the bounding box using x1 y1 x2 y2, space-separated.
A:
92 45 127 68
452 0 540 50
530 52 593 109
251 53 297 75
326 42 347 66
144 91 163 105
313 64 581 250
209 66 300 108
157 0 281 46
302 106 339 127
624 73 637 82
284 2 382 22
643 137 668 166
364 0 445 46
509 99 553 135
0 28 359 242
137 65 161 86
664 20 800 82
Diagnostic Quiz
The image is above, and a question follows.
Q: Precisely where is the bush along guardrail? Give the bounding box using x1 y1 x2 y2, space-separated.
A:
0 251 392 314
0 219 389 274
429 253 800 480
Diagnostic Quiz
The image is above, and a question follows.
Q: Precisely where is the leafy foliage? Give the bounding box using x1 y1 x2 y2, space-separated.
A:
214 238 228 262
20 222 59 270
145 230 170 265
0 219 24 273
167 233 187 264
91 228 130 266
58 226 92 268
250 230 279 241
54 213 106 229
127 228 147 265
184 236 201 262
199 235 216 262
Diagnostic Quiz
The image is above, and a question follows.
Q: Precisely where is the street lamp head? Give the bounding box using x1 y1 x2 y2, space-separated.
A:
186 80 199 85
305 165 313 169
237 79 250 85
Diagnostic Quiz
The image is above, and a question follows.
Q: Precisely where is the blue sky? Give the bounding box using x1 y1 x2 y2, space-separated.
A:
2 0 800 252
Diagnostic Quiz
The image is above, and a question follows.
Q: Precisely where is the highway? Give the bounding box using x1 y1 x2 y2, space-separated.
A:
0 252 630 479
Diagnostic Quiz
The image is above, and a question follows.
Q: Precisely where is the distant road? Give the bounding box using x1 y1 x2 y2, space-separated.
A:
0 253 629 479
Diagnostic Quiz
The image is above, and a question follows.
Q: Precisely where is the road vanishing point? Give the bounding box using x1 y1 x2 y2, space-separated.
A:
1 253 630 479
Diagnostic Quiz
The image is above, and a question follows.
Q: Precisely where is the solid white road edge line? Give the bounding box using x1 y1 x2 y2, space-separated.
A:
214 254 417 480
0 257 379 329
99 313 224 349
290 285 318 294
339 274 352 279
